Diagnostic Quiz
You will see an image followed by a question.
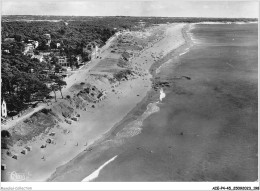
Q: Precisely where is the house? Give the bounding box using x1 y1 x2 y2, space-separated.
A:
56 43 61 48
57 56 68 67
39 51 51 56
1 164 7 170
76 55 82 64
91 46 100 59
78 85 105 103
94 45 101 58
82 42 101 59
44 34 51 39
43 34 51 46
32 41 39 48
4 38 15 42
23 43 34 55
91 47 97 59
46 40 51 46
27 40 39 48
83 43 94 53
32 55 44 62
3 50 10 53
1 99 7 118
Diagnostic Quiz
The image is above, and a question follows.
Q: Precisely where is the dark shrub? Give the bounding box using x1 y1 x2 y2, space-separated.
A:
1 130 11 138
41 108 52 114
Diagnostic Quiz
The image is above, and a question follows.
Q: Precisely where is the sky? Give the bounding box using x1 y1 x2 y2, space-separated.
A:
1 0 259 18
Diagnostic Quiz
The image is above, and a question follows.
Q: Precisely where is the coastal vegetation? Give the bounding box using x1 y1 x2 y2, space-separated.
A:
1 20 117 115
1 54 52 114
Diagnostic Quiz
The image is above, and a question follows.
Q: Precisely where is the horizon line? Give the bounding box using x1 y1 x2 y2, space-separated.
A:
2 15 258 19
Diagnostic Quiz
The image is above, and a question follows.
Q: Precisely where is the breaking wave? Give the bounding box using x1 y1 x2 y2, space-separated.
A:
81 155 118 182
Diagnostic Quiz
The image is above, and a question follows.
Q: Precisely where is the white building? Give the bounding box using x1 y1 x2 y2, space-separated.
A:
92 45 100 58
28 40 38 48
76 55 82 64
23 44 34 55
46 39 51 46
43 34 51 46
32 55 44 62
44 34 51 39
1 99 7 118
33 41 39 48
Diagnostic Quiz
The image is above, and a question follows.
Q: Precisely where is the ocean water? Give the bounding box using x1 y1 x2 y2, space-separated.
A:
139 23 258 181
94 24 258 181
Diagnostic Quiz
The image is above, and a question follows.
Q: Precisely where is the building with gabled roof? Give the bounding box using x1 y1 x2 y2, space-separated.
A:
32 55 44 62
57 56 68 67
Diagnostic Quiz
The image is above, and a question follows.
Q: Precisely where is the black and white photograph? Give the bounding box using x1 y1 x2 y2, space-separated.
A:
0 0 259 190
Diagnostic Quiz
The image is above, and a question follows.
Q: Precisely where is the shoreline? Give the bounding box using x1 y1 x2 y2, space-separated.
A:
87 24 193 149
75 23 192 154
47 23 192 181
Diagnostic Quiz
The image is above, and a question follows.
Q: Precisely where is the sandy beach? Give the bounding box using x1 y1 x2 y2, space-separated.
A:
1 23 186 181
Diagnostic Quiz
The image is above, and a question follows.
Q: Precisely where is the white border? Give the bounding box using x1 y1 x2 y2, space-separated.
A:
1 182 260 190
1 0 259 190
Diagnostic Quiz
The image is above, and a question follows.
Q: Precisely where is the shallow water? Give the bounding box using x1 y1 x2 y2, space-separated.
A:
94 24 258 181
